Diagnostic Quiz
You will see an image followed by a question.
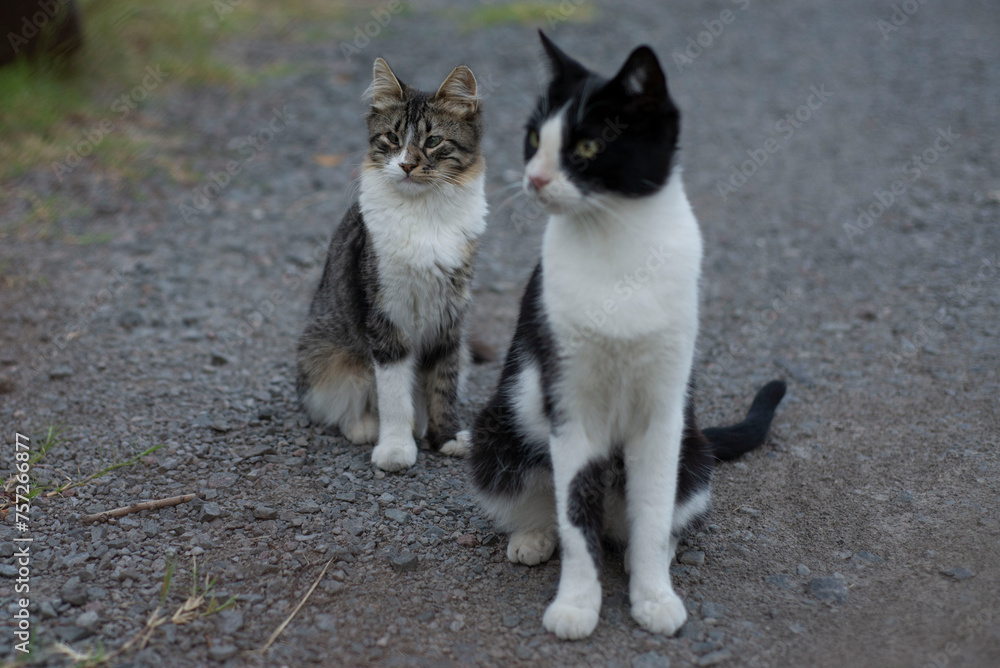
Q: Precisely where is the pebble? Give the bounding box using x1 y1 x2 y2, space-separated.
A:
61 576 89 606
941 567 975 580
389 552 420 573
502 614 521 627
851 550 883 566
253 506 279 520
765 574 791 589
697 649 733 666
199 502 223 523
632 651 670 668
700 602 726 619
217 609 244 634
208 472 238 489
0 564 18 578
797 564 811 577
679 550 705 566
77 610 101 629
384 509 409 524
808 576 848 603
456 534 478 547
49 365 75 380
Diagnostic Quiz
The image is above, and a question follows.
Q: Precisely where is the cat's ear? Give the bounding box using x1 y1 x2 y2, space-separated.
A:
367 57 404 109
435 65 479 116
538 30 588 83
609 46 669 101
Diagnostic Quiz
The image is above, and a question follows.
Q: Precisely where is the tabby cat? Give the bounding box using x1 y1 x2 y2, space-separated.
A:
297 57 486 472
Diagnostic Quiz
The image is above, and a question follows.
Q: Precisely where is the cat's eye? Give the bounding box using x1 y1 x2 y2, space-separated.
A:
575 139 600 160
385 132 400 145
528 130 539 149
424 135 443 149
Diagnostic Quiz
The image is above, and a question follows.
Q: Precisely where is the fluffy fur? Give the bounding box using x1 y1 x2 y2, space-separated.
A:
469 33 786 639
297 58 487 471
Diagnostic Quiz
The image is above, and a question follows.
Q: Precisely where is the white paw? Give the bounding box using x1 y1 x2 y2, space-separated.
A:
371 437 417 472
343 414 378 445
507 528 557 565
543 599 600 640
438 430 470 458
630 587 687 636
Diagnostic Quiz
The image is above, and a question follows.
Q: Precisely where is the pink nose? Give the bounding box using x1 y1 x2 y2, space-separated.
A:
529 174 551 191
399 162 416 174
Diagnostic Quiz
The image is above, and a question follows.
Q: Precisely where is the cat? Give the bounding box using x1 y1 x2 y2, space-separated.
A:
469 32 787 640
297 57 486 472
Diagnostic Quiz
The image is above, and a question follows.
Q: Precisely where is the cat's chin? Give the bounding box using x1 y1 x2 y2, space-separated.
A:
390 177 431 196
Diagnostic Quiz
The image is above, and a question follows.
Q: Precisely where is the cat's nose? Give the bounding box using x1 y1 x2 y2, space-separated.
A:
399 162 416 174
528 174 551 191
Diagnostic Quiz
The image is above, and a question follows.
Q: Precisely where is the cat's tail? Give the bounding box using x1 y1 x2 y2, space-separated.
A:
703 380 787 461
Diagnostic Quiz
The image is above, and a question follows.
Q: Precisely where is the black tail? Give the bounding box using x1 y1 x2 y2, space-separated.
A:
703 380 787 461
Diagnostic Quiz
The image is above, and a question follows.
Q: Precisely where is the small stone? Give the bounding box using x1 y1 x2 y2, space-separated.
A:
119 310 143 329
788 623 806 634
210 351 232 366
679 550 705 566
698 649 733 666
253 506 279 520
208 472 238 489
632 651 670 668
678 621 704 640
808 577 848 604
208 644 239 662
0 564 17 578
142 520 160 537
336 492 356 503
0 543 13 558
765 574 791 589
217 609 244 635
384 509 409 524
941 567 975 580
55 626 92 642
199 502 222 522
700 602 726 619
797 564 811 577
298 501 322 514
389 552 420 573
502 613 521 627
736 507 760 516
456 534 477 547
851 550 883 567
76 610 100 629
49 365 74 380
61 576 89 606
692 641 721 654
39 601 58 619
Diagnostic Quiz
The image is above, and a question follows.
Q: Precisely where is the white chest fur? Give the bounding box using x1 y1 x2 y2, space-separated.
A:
359 170 488 343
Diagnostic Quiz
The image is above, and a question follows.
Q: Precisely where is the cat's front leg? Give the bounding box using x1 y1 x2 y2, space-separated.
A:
371 356 419 472
626 411 687 636
543 422 605 640
422 335 469 458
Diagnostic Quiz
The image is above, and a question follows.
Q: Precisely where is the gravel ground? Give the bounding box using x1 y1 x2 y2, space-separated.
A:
2 1 999 666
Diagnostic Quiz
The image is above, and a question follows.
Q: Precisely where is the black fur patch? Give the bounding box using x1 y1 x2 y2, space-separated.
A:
568 458 608 568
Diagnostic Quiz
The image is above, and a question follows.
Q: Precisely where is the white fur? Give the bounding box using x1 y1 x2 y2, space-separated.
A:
529 111 702 639
359 166 487 470
510 358 549 444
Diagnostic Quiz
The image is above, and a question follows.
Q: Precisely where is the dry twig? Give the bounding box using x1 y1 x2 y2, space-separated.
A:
81 493 199 523
259 558 334 653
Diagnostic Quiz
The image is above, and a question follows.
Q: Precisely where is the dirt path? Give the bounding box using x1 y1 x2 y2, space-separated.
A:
2 1 998 666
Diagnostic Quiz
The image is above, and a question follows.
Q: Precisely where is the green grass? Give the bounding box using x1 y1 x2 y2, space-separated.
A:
0 0 352 182
457 1 597 30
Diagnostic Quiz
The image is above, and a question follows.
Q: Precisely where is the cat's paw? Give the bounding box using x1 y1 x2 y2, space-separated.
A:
543 599 600 640
630 587 687 636
343 414 379 445
438 430 470 458
507 528 557 565
371 438 417 472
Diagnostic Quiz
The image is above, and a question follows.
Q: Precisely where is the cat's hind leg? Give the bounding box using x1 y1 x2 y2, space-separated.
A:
298 345 377 443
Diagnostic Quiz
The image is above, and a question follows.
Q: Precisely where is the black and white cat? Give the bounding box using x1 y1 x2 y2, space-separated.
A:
297 58 486 472
469 33 786 639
